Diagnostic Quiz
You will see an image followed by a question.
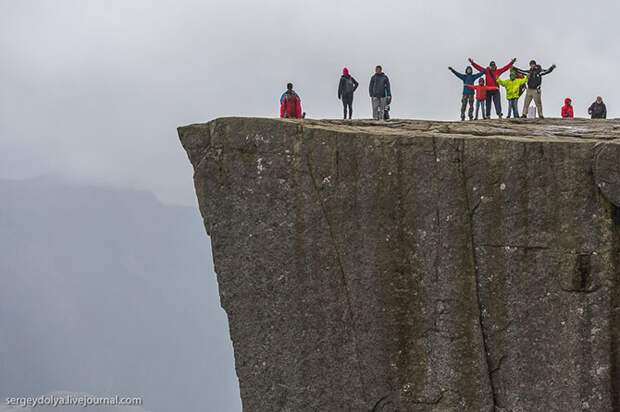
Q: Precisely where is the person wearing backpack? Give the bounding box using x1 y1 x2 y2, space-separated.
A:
338 68 359 119
280 90 303 119
513 60 556 119
280 83 300 104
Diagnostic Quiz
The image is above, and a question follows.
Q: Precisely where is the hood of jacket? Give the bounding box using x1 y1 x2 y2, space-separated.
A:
565 98 572 105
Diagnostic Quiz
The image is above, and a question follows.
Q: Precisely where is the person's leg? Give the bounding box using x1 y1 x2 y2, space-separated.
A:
522 89 534 117
481 100 486 118
507 99 513 118
343 100 347 119
372 97 379 120
468 95 474 119
513 99 520 118
475 100 480 119
378 97 387 120
485 93 492 118
534 89 543 118
493 91 502 116
460 95 467 120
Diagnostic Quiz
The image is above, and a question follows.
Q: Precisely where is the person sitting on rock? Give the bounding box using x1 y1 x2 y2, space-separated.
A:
469 57 516 119
280 90 303 119
561 98 574 118
448 65 486 121
588 96 607 119
495 71 528 119
280 83 300 104
465 78 499 120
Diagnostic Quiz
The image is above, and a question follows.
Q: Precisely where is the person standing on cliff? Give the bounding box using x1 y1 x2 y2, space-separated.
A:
448 65 486 121
495 71 529 118
561 98 574 118
465 78 498 120
338 68 359 120
369 65 391 120
469 57 516 119
513 60 556 119
588 96 607 119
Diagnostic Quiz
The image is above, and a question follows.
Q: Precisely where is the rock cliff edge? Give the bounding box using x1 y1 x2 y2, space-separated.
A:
179 118 620 411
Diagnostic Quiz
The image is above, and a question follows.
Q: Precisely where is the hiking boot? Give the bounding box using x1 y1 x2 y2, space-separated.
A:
539 115 545 119
461 116 465 121
498 114 503 119
521 114 527 118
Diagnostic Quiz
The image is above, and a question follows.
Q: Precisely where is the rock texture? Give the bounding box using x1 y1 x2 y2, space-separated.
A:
179 118 620 412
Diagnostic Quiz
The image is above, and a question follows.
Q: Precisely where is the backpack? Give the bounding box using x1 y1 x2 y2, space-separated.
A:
342 76 355 94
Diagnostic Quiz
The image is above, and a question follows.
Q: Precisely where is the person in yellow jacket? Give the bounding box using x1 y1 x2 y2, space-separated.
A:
496 71 529 118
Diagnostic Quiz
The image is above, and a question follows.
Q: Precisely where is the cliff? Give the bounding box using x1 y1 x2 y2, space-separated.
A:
178 118 620 412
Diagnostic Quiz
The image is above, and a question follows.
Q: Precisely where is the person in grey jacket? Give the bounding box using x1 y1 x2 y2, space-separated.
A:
588 96 607 119
369 65 391 120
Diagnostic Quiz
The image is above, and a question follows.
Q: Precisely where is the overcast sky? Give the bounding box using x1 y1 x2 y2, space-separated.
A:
2 0 619 205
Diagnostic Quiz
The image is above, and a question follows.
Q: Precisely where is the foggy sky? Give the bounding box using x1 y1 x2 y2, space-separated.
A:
1 0 619 205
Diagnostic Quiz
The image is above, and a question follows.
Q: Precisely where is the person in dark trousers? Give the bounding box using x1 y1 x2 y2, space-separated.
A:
513 60 556 119
280 90 303 119
280 83 300 104
449 65 486 120
469 57 516 119
338 68 359 119
561 98 574 118
588 96 607 119
369 65 391 120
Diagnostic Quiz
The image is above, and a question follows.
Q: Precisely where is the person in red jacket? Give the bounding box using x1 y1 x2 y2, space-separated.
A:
280 90 303 119
561 98 574 118
465 78 499 120
469 57 516 119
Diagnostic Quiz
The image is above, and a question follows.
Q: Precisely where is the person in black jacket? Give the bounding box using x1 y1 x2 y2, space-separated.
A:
369 65 391 120
513 60 556 119
338 67 359 119
588 96 607 119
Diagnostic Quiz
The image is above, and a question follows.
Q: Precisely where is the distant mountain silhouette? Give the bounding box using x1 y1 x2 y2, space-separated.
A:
0 177 240 412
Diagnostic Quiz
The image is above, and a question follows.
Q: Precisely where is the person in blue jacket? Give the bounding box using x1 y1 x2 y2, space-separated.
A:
280 83 300 104
448 66 486 120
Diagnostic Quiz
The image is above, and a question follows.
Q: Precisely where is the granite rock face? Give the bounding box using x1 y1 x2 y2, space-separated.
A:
179 118 620 412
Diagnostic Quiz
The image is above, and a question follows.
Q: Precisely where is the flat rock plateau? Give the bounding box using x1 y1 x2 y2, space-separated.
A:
179 118 620 411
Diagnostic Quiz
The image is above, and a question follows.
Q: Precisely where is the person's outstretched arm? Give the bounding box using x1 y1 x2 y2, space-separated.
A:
541 64 557 76
512 66 527 75
496 58 517 75
448 67 465 80
468 58 485 72
464 84 477 90
472 70 485 80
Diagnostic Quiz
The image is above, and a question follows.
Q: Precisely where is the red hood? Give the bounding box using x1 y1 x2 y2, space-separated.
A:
565 98 572 105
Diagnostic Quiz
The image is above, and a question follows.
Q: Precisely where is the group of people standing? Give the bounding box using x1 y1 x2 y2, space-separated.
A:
279 60 608 120
449 58 556 120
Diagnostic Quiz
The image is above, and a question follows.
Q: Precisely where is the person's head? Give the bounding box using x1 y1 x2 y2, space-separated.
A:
479 78 485 85
565 98 572 105
510 71 516 80
529 60 537 68
342 67 349 75
375 65 382 74
286 83 293 91
489 61 496 69
465 66 472 74
596 96 603 103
